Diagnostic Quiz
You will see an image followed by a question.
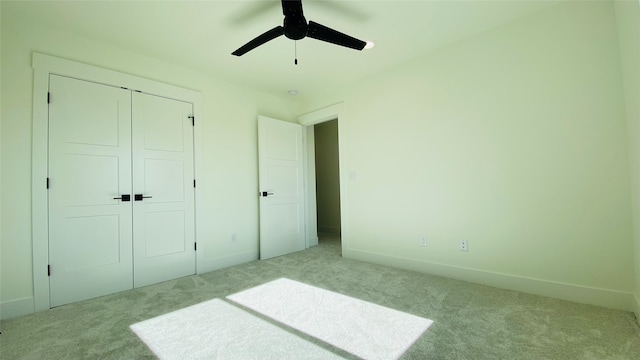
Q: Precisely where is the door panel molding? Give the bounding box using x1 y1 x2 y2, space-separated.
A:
32 53 202 312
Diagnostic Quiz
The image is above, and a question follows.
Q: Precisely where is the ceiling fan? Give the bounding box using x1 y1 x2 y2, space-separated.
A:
231 0 367 57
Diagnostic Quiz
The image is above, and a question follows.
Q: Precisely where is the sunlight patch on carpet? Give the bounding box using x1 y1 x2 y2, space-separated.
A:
227 278 434 360
130 298 342 360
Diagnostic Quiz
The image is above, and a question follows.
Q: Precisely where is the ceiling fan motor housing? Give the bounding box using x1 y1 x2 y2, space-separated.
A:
284 14 307 40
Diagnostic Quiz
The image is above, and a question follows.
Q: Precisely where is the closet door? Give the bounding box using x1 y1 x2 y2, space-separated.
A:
48 75 133 307
131 92 196 287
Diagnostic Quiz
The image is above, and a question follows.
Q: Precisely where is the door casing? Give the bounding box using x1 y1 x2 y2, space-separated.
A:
298 103 346 253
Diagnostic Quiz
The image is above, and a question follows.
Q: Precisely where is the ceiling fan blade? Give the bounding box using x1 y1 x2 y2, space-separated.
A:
307 21 366 51
232 26 285 56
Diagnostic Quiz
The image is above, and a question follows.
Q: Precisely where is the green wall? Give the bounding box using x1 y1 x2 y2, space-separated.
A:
615 0 640 318
302 1 635 309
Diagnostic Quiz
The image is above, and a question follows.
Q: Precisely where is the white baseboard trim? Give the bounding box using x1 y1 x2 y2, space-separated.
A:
0 297 35 320
197 250 259 274
344 248 635 312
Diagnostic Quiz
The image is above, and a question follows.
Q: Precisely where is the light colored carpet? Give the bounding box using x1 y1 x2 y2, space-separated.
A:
227 278 433 360
130 298 342 360
1 235 639 359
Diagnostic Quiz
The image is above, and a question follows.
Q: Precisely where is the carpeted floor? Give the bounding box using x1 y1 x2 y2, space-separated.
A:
1 234 639 360
226 278 433 360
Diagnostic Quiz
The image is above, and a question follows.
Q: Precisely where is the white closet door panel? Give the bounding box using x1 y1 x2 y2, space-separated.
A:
143 159 185 202
132 92 195 288
48 75 133 307
62 154 120 206
144 209 186 257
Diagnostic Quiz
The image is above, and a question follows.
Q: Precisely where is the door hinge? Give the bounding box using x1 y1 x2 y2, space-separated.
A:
46 177 50 189
194 242 197 251
47 92 50 104
47 265 51 276
188 115 194 126
193 179 196 188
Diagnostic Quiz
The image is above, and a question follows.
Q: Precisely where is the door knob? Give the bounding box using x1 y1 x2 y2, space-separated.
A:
134 194 153 201
113 194 131 201
260 191 274 197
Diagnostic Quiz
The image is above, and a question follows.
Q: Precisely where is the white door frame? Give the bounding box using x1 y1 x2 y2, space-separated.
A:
298 103 346 252
31 53 203 312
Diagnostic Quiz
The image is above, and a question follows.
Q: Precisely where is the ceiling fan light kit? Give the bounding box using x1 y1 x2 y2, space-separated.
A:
232 0 368 58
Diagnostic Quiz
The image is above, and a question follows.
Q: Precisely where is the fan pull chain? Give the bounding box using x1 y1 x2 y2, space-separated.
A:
295 41 298 65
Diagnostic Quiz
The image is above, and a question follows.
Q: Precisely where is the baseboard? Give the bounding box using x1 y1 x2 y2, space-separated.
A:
197 250 259 274
344 248 635 312
0 297 35 320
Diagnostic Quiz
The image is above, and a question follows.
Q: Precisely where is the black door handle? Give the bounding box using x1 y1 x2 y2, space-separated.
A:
113 194 131 202
134 194 153 201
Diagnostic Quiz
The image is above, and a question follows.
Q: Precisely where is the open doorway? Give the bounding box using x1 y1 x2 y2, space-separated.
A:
314 120 341 248
299 102 345 254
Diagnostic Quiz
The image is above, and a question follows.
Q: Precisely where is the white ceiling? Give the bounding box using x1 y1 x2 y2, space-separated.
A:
9 0 559 99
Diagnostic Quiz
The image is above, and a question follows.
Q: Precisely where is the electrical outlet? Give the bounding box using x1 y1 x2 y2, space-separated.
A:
459 239 468 252
419 235 427 247
231 233 237 243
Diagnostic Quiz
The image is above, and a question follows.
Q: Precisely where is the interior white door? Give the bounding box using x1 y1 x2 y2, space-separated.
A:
48 75 133 307
132 92 196 287
258 116 306 259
